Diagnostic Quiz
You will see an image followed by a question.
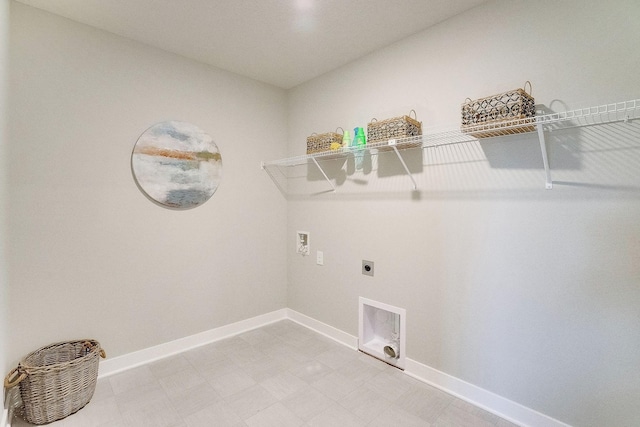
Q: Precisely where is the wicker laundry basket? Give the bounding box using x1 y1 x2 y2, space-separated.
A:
4 340 106 425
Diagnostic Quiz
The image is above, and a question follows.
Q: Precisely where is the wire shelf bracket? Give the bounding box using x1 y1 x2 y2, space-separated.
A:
389 139 418 190
536 122 553 189
310 156 336 192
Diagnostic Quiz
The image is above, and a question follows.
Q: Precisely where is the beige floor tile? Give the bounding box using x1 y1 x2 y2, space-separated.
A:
338 387 392 423
260 371 308 400
230 345 267 367
166 381 223 418
395 385 454 424
159 365 208 398
91 378 115 402
335 357 381 385
115 383 167 413
357 351 393 371
311 371 361 401
241 354 290 382
216 337 254 355
264 341 313 365
305 403 366 427
208 370 256 398
314 346 359 368
149 354 193 379
287 359 334 383
224 384 278 420
364 370 417 402
183 401 245 427
60 397 121 427
367 404 430 427
196 357 240 381
245 402 304 427
183 342 233 368
238 328 277 346
114 381 168 414
109 365 157 395
120 395 183 427
281 386 334 421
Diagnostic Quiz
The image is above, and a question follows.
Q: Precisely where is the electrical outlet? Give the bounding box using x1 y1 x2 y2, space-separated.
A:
317 251 324 265
362 260 374 276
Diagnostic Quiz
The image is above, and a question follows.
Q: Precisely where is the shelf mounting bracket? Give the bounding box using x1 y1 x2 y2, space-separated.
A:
310 157 336 192
536 122 553 189
390 141 418 190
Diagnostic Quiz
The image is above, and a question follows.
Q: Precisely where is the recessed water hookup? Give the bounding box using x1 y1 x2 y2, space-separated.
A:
362 260 374 276
358 297 406 369
297 231 310 256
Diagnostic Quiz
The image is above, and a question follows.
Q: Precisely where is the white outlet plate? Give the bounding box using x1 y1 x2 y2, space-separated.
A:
362 260 374 276
316 251 324 265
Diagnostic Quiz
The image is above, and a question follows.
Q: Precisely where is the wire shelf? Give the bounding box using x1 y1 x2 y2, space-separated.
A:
261 99 640 192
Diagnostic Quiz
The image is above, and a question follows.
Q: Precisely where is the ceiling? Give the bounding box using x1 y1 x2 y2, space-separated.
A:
15 0 487 89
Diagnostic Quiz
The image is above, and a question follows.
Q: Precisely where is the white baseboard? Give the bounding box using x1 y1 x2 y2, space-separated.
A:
96 307 569 427
98 309 288 378
1 408 8 427
403 360 570 427
285 309 358 349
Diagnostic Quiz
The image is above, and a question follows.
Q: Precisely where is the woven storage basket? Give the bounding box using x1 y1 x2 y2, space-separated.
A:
306 128 344 154
367 110 422 147
4 340 106 425
461 81 536 138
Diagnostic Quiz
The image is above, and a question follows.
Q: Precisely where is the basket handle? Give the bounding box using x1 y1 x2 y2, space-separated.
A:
335 127 344 134
523 81 532 96
409 109 417 120
4 367 27 389
82 341 106 358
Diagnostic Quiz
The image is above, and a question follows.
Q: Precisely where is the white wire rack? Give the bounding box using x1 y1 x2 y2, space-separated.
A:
262 99 640 192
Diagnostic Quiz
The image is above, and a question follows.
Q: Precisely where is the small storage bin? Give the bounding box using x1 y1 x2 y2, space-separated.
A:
306 128 344 154
4 340 106 425
461 81 536 138
367 110 422 146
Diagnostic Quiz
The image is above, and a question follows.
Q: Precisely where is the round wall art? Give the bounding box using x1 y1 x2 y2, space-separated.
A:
131 121 222 209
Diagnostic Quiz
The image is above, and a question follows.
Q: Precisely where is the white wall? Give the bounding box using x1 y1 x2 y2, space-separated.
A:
0 0 9 396
287 1 640 426
7 3 288 363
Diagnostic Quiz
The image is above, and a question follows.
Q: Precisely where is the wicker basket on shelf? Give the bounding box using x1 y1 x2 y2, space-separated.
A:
367 110 422 146
306 127 344 154
461 81 536 138
4 340 106 425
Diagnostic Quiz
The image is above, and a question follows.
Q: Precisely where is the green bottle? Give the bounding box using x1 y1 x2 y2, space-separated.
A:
342 129 351 150
354 127 366 170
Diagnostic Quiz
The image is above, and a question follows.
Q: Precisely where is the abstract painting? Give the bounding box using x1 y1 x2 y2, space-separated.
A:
131 121 222 209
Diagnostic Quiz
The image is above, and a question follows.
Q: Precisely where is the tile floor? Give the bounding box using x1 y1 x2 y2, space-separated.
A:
11 320 519 427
